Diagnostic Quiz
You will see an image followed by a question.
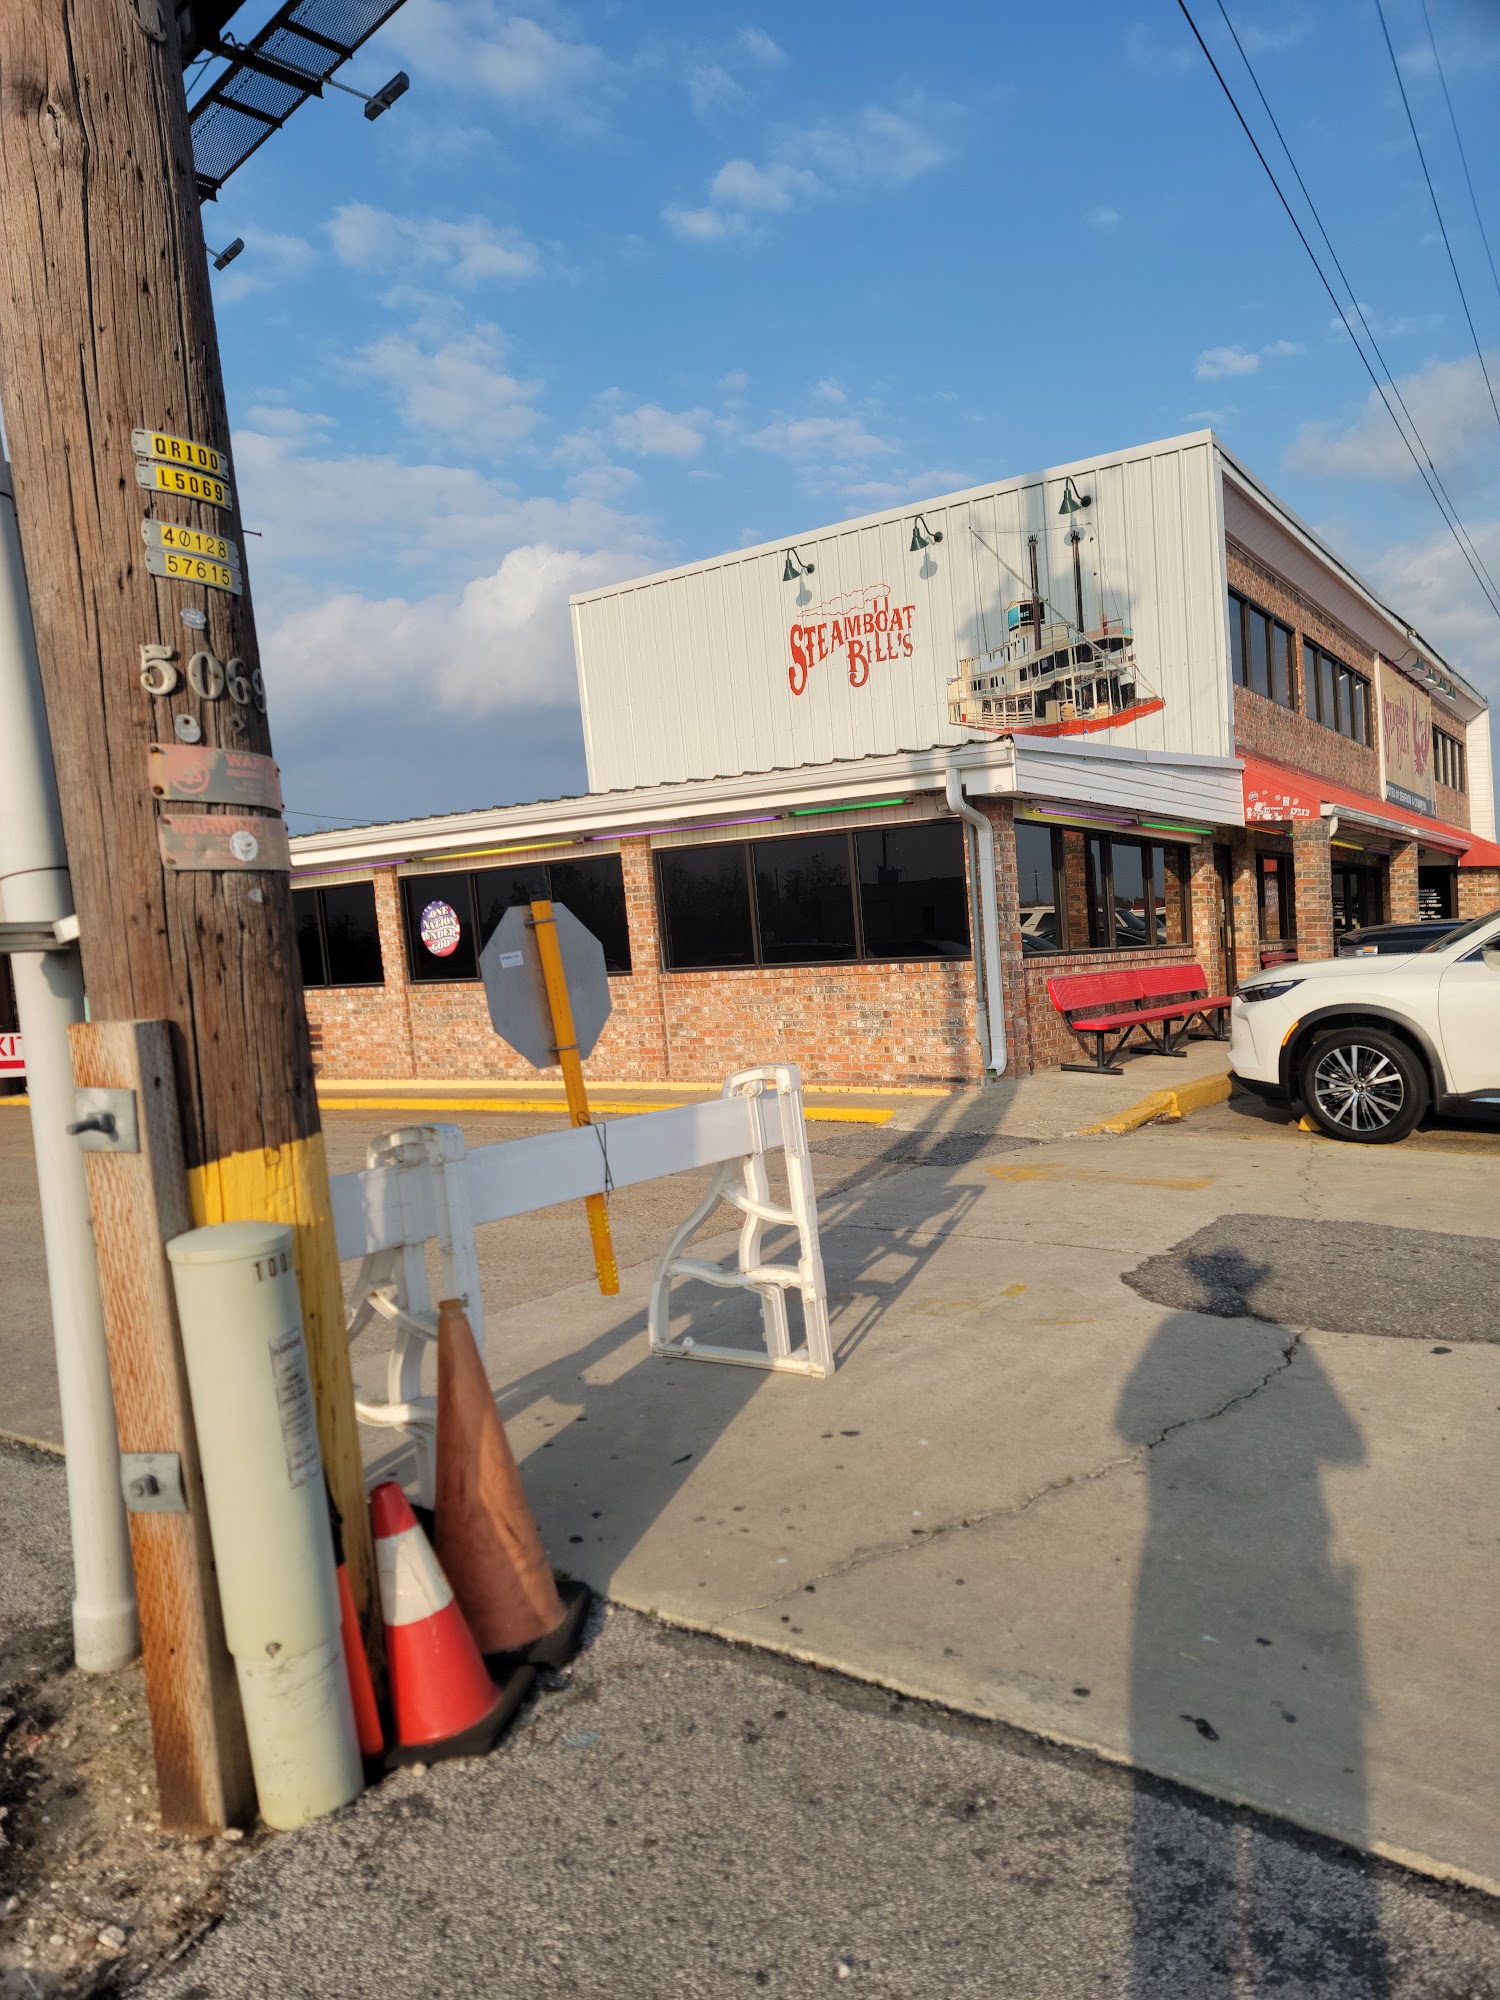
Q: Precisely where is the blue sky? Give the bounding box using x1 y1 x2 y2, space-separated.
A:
203 0 1500 829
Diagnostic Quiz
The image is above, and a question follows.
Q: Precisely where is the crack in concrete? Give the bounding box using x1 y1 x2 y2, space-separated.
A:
726 1329 1304 1621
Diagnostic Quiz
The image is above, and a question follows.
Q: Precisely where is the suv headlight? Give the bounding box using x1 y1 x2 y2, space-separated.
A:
1239 978 1304 1004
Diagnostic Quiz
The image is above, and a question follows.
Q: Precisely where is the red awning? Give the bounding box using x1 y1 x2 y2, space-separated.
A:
1240 752 1500 869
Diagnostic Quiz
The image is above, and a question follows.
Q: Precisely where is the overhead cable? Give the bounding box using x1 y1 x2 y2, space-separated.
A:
1211 0 1500 612
1374 0 1500 435
1419 0 1500 313
1174 0 1500 622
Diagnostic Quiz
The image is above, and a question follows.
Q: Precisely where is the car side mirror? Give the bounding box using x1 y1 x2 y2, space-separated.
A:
1482 946 1500 972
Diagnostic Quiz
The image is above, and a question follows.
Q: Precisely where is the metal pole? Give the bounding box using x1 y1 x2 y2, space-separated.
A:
0 459 138 1671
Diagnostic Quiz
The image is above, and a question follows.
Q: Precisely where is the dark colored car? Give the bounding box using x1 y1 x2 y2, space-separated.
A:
1335 919 1464 957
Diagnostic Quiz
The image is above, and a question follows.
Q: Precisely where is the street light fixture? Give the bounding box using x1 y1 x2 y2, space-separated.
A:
210 237 245 271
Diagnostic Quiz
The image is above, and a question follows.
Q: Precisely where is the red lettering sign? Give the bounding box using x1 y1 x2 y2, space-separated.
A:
787 586 916 696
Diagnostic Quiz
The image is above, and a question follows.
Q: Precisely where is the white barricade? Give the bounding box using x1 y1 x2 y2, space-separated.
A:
332 1065 833 1497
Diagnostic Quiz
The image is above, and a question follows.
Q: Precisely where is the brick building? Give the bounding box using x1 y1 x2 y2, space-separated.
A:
290 431 1499 1087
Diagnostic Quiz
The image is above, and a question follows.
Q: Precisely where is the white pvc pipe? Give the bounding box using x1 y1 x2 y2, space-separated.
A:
0 460 138 1672
945 758 1008 1076
167 1220 362 1829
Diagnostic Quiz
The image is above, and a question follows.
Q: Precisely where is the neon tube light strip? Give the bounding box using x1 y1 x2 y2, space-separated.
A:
1020 808 1136 830
1137 821 1215 838
788 797 909 816
421 836 591 864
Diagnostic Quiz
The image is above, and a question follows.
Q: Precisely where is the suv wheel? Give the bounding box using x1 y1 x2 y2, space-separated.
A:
1299 1027 1428 1144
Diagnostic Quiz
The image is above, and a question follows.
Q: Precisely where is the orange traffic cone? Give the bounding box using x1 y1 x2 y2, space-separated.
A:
326 1479 383 1761
434 1298 591 1673
370 1480 533 1767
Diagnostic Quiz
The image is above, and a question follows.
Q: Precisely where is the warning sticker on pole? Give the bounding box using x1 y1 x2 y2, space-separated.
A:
267 1325 322 1489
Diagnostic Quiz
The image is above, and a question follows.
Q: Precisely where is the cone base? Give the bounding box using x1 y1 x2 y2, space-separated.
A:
484 1578 592 1677
384 1664 536 1772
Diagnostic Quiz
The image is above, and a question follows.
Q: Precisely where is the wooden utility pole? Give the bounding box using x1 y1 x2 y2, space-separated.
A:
0 0 378 1767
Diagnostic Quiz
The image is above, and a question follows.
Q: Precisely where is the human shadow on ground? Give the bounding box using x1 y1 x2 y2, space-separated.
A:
1116 1250 1388 1996
370 1096 1032 1604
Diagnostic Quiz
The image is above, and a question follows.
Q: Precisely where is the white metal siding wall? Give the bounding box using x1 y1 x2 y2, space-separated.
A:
573 434 1233 793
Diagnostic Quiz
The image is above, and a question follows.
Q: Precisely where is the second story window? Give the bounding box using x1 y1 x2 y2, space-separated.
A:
1434 726 1467 793
1305 642 1372 747
1228 589 1296 710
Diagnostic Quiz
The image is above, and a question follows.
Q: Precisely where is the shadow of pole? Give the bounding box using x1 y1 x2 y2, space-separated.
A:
1115 1250 1390 1996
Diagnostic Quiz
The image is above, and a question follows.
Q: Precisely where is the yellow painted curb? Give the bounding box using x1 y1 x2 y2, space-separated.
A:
313 1077 951 1099
316 1096 892 1128
0 1426 64 1456
1084 1070 1233 1136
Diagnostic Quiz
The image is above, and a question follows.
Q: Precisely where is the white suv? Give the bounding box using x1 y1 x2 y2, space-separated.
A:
1229 908 1500 1143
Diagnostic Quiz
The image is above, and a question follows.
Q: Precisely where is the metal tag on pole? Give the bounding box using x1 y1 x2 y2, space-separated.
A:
0 460 138 1672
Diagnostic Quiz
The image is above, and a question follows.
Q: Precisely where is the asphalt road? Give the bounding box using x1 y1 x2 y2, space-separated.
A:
136 1600 1500 2000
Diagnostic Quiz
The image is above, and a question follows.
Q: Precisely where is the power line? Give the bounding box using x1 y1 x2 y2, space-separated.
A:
1420 0 1500 314
1375 0 1500 435
1210 0 1500 611
1173 0 1500 622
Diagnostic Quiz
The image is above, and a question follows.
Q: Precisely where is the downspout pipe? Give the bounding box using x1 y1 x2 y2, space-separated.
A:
945 757 1008 1077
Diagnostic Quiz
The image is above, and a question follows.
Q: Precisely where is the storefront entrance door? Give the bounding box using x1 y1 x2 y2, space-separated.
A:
1331 864 1382 935
1213 844 1237 992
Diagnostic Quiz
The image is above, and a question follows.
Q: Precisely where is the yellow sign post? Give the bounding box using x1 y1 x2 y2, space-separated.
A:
528 899 619 1297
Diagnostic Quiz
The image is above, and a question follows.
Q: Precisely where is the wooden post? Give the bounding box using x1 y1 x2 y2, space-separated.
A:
0 0 378 1691
530 901 619 1296
71 1019 254 1831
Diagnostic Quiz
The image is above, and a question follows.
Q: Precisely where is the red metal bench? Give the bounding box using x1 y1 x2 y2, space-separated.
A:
1045 964 1231 1075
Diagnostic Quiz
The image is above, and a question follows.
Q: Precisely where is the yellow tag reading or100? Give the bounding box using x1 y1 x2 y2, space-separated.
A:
139 462 232 508
157 550 237 591
147 520 236 563
132 427 226 476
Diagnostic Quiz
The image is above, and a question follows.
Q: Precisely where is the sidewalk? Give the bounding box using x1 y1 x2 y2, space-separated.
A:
351 1104 1500 1893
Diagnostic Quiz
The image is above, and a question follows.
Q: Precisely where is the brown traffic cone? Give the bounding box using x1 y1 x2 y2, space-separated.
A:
434 1298 591 1672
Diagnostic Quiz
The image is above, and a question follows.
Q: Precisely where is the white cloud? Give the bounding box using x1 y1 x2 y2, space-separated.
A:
737 26 784 63
1287 352 1500 480
609 403 711 457
1085 206 1120 229
1195 345 1261 379
263 544 644 722
387 2 611 125
752 415 894 460
1262 338 1306 357
665 104 947 241
815 378 846 404
213 228 316 304
352 322 543 449
688 62 745 118
329 203 541 283
1366 521 1500 714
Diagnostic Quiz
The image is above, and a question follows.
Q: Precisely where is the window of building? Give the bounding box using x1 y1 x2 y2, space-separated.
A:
1014 822 1064 954
658 822 970 971
1434 726 1467 793
293 882 385 988
1419 864 1457 919
1081 836 1190 950
402 854 632 983
1255 852 1295 944
1305 641 1372 746
1228 590 1297 710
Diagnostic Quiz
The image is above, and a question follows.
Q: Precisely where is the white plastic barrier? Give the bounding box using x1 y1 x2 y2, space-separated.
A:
332 1066 833 1495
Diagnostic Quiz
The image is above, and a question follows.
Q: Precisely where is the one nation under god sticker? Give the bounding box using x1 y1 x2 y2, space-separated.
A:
135 462 233 510
148 744 282 809
131 427 227 477
157 812 291 872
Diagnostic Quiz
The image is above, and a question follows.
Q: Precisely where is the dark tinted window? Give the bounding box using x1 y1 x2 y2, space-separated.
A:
755 833 856 963
1013 822 1062 953
659 844 755 968
293 888 326 988
1083 837 1189 950
403 872 478 982
856 822 969 958
548 856 632 973
321 882 384 985
1247 608 1270 697
1227 589 1245 684
1273 624 1292 707
474 865 549 952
